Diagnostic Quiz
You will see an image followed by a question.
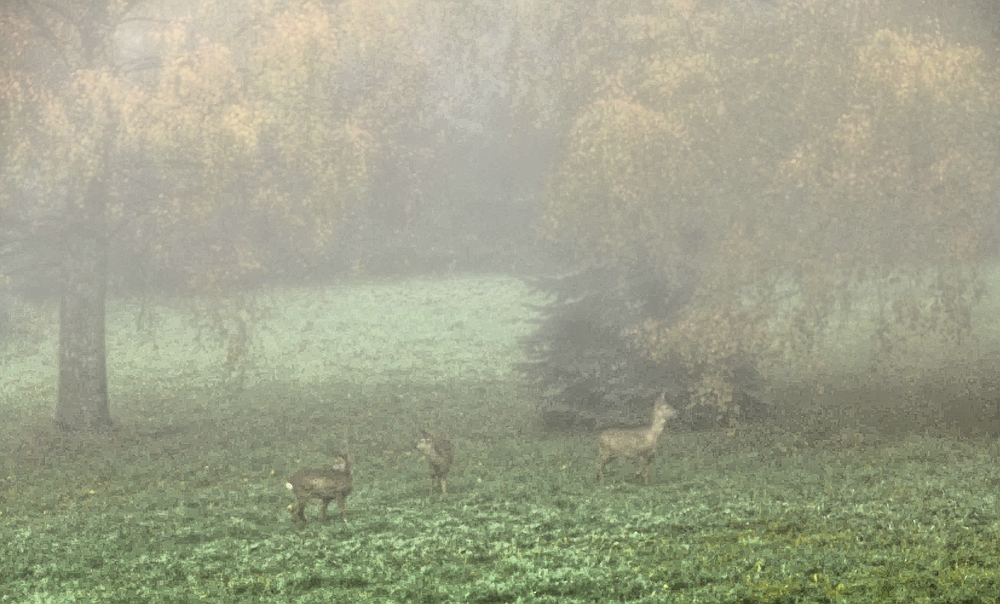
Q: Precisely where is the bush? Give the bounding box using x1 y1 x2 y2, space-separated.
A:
521 263 766 430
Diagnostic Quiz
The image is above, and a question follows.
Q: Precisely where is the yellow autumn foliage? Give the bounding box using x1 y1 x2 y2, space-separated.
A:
539 0 1000 417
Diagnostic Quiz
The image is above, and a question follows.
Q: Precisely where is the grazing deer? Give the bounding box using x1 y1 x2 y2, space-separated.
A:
597 393 677 485
286 452 353 527
416 429 454 495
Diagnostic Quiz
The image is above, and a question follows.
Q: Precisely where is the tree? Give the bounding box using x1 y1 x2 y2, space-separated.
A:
1 2 127 429
529 0 1000 421
0 0 421 429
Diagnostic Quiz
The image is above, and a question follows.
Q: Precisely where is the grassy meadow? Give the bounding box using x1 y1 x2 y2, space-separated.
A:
2 276 1000 603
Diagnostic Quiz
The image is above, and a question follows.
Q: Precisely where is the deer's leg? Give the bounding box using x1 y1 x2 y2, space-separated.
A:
642 452 655 486
319 498 331 521
292 499 307 527
597 454 612 484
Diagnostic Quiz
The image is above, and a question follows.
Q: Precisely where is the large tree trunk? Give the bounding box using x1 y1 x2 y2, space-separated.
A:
54 176 111 430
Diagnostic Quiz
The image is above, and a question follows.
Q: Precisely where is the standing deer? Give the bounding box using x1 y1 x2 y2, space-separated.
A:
286 452 353 527
597 393 677 485
416 429 454 495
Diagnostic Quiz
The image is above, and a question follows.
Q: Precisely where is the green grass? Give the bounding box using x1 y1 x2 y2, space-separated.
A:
3 276 1000 603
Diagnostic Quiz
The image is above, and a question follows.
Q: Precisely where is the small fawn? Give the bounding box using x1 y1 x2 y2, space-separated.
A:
597 393 677 486
286 453 353 527
416 429 454 495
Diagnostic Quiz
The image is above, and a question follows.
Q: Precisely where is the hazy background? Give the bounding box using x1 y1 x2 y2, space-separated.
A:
2 0 1000 432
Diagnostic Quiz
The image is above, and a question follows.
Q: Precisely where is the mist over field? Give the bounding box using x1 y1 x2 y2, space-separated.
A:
1 278 539 401
5 268 1000 415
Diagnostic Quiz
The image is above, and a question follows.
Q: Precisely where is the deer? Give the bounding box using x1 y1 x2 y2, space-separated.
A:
416 429 454 495
597 393 677 486
286 452 353 527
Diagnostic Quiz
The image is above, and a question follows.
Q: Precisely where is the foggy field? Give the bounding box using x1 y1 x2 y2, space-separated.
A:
3 276 1000 603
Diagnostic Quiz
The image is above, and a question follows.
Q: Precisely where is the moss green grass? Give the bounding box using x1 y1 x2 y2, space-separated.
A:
2 276 1000 603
